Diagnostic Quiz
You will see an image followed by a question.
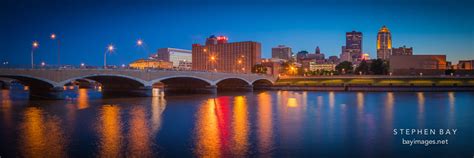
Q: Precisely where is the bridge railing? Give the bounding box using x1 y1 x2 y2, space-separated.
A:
0 67 275 78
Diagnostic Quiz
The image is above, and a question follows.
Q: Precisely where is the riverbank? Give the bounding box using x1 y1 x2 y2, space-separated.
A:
263 85 474 92
269 76 474 91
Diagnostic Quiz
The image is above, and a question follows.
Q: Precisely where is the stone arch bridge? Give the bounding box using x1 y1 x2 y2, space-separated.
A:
0 69 275 99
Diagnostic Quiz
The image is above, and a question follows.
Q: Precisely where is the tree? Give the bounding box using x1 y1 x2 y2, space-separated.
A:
335 61 353 74
355 60 370 74
370 59 389 75
252 64 267 74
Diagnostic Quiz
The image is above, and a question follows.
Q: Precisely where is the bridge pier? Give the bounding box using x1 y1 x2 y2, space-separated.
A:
102 86 153 98
0 82 10 90
29 87 65 100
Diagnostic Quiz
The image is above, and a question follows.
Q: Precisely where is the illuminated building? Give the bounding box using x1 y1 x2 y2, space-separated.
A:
389 55 446 75
309 62 336 71
392 45 413 56
192 35 261 73
155 48 192 68
261 58 285 76
327 56 339 64
340 31 363 62
129 59 173 70
271 45 292 60
376 25 392 60
178 60 192 70
457 60 474 70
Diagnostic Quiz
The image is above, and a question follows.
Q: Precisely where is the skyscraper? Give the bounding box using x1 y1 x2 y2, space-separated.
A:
346 31 363 51
376 25 392 60
271 45 292 60
340 31 363 62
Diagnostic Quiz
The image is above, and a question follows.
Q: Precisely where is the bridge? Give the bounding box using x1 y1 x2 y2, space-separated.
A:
0 69 276 99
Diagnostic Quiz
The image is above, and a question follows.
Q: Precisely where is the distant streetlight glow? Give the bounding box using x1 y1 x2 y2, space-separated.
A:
41 61 45 67
32 41 39 48
50 33 56 39
137 39 143 46
81 63 85 67
108 44 115 52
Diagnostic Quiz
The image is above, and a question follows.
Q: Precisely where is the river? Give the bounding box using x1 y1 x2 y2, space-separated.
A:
0 88 473 157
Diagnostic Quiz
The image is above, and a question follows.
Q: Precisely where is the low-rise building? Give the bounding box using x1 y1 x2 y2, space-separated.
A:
392 45 413 56
129 59 173 70
457 60 474 70
155 48 192 68
178 60 192 70
309 62 336 71
261 58 285 76
389 55 446 75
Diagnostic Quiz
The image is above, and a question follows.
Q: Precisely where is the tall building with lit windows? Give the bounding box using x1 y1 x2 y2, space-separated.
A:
340 31 363 62
192 35 261 73
376 25 392 60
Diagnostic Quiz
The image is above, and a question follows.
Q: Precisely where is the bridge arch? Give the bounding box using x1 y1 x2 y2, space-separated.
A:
150 75 214 86
150 75 215 93
251 78 274 87
213 77 252 86
58 74 148 89
0 75 57 89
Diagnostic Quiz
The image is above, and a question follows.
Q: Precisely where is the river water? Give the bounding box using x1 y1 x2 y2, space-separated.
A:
0 88 473 157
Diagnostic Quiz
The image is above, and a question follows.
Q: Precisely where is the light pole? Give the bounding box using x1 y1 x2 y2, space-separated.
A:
104 44 115 69
31 41 39 69
136 39 151 69
50 33 60 68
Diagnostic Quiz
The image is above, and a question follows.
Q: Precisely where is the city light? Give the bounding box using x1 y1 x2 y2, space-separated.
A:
50 33 56 40
81 63 85 67
210 56 216 61
107 44 115 52
41 61 45 67
137 39 143 46
32 41 39 48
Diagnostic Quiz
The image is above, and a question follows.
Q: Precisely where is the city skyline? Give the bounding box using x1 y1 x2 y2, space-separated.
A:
1 0 473 66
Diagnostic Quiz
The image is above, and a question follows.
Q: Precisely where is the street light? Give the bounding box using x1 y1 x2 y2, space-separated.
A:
137 39 143 46
50 33 61 68
104 44 115 69
31 41 39 69
136 39 151 69
80 62 85 68
41 61 46 67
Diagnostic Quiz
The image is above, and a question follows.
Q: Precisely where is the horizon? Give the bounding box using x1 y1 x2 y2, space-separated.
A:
1 0 473 66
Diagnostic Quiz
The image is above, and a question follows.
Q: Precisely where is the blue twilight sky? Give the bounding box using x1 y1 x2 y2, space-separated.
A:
1 0 473 66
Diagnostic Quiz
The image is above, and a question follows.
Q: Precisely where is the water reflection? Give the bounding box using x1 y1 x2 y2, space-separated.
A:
97 105 123 158
448 92 455 127
19 107 68 158
127 106 153 157
1 90 12 128
194 98 221 157
232 96 249 156
417 92 425 127
77 89 89 110
357 92 364 112
257 92 274 155
151 96 166 135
